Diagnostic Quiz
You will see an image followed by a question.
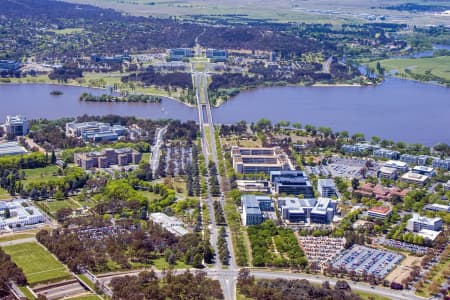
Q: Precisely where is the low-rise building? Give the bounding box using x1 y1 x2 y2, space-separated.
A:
4 115 29 136
149 212 188 236
383 160 409 173
0 199 45 230
270 170 314 197
377 166 399 180
407 214 442 232
341 143 375 154
236 180 270 193
444 180 450 191
368 206 392 219
278 197 337 224
232 146 292 175
206 49 228 61
373 148 400 160
74 148 142 170
66 121 127 142
400 172 430 185
317 179 337 197
432 158 450 170
0 142 28 157
424 203 450 213
168 48 193 61
0 60 21 71
411 166 435 177
241 195 272 226
400 154 429 166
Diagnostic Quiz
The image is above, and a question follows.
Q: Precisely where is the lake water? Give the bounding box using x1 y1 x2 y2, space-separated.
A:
0 79 449 145
0 84 197 121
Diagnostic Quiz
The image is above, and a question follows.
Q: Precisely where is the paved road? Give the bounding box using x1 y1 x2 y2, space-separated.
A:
150 125 167 177
0 237 36 247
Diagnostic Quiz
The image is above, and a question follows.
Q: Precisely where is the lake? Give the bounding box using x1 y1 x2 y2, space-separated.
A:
0 84 197 121
0 79 449 145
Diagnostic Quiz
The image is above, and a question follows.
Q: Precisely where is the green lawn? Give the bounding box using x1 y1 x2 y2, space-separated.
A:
2 242 72 286
18 286 35 300
0 187 10 200
23 166 60 185
44 199 80 212
354 290 391 300
151 257 188 270
369 56 450 82
78 274 95 290
140 191 161 202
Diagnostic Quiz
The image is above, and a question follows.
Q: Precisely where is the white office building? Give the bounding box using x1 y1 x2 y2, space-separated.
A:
407 214 442 233
317 179 337 197
0 199 45 230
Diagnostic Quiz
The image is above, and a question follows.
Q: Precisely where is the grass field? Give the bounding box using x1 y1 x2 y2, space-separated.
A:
43 198 80 212
151 257 188 270
18 286 35 300
354 290 391 300
369 56 450 82
2 242 72 286
23 166 60 185
64 0 448 26
0 187 10 200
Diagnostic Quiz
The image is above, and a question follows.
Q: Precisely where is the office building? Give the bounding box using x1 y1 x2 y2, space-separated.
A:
444 180 450 191
149 212 188 236
0 60 21 71
317 179 337 197
400 154 429 166
278 197 337 224
0 199 45 230
232 146 292 175
4 115 29 136
432 158 450 170
236 180 270 193
270 170 314 197
66 121 127 142
168 48 194 60
91 51 129 64
241 195 272 226
411 166 435 177
400 172 430 185
206 49 228 61
341 143 376 154
383 160 409 173
377 166 399 180
0 142 28 157
424 203 450 213
74 148 142 170
373 149 400 160
368 206 392 219
407 214 442 233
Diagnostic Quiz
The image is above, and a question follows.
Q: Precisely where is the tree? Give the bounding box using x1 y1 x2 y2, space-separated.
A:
4 207 10 219
192 253 203 268
351 178 359 190
51 150 57 165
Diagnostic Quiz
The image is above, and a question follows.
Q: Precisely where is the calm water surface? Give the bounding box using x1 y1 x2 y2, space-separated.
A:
0 84 197 121
213 78 450 145
0 79 449 145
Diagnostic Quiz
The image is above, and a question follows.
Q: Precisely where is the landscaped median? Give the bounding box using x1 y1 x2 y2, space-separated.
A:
2 242 72 286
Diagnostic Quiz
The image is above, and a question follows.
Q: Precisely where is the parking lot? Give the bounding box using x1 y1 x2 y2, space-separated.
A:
374 237 429 255
331 245 404 278
298 236 344 267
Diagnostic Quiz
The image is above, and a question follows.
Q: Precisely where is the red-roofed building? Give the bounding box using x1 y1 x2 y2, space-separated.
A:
368 206 392 219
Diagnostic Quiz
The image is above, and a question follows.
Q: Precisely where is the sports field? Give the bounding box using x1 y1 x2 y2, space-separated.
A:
2 242 72 286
